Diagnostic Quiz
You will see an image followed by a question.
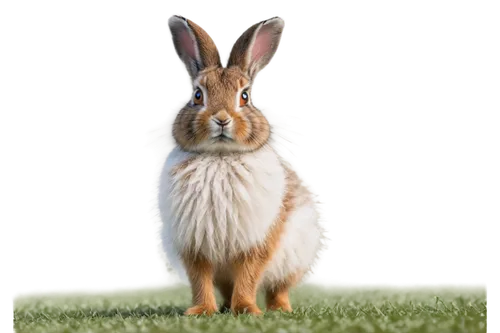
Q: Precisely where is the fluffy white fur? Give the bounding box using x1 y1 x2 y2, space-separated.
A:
159 146 322 287
162 146 285 260
260 202 322 287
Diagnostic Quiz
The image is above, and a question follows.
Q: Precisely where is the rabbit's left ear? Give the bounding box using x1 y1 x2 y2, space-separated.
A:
227 17 284 79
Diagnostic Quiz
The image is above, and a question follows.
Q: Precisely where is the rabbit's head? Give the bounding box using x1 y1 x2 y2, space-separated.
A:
168 16 284 153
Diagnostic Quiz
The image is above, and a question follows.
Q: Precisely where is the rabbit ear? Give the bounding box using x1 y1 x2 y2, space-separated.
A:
227 17 284 79
168 16 222 79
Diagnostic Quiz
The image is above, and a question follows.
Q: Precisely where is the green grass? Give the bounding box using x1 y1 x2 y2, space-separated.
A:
14 285 486 333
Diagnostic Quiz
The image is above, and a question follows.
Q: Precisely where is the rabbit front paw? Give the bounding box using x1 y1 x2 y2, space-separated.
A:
184 304 218 316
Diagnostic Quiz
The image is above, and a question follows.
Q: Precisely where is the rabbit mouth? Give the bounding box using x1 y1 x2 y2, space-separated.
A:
214 134 233 142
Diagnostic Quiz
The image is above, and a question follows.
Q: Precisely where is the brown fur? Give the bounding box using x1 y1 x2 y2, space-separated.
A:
227 17 284 79
213 110 230 123
265 272 303 312
227 22 257 73
281 160 315 208
181 253 218 316
186 19 221 70
215 278 234 311
172 67 271 153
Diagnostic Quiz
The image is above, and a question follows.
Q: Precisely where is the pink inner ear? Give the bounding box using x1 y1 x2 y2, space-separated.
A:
251 25 273 63
179 29 196 60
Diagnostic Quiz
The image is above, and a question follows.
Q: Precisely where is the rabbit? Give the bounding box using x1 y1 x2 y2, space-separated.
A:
158 15 324 316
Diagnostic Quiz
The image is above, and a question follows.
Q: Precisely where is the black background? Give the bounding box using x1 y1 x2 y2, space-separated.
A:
9 8 497 324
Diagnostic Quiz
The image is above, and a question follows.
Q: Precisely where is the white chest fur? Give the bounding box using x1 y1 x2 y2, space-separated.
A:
159 147 286 264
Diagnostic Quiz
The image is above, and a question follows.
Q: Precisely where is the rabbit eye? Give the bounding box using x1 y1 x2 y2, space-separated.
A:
193 88 203 105
239 91 249 107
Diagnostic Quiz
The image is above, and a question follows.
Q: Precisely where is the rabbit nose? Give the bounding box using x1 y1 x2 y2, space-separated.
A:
213 118 232 126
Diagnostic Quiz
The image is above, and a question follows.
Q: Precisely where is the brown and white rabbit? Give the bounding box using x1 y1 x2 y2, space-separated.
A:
159 16 324 315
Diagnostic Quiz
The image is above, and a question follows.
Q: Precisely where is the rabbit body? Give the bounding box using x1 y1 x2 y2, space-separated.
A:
160 15 324 315
159 146 322 289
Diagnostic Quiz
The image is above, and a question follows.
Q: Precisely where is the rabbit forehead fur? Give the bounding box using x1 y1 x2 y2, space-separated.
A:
161 146 286 263
194 66 250 109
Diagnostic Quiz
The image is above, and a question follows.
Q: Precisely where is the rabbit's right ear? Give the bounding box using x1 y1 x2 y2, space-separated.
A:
168 16 221 79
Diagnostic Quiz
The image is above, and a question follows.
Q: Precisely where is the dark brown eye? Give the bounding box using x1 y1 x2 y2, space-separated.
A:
240 91 249 106
193 88 203 105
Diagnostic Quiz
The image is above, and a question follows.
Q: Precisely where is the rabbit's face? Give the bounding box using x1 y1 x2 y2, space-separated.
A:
173 67 270 153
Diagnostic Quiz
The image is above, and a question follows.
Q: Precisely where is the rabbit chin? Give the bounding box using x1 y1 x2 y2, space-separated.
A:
192 137 254 153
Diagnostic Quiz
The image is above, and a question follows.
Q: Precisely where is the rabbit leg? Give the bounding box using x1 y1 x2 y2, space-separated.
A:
215 279 234 312
230 255 266 315
265 276 296 312
230 193 296 314
230 226 287 315
265 288 292 312
182 254 218 316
